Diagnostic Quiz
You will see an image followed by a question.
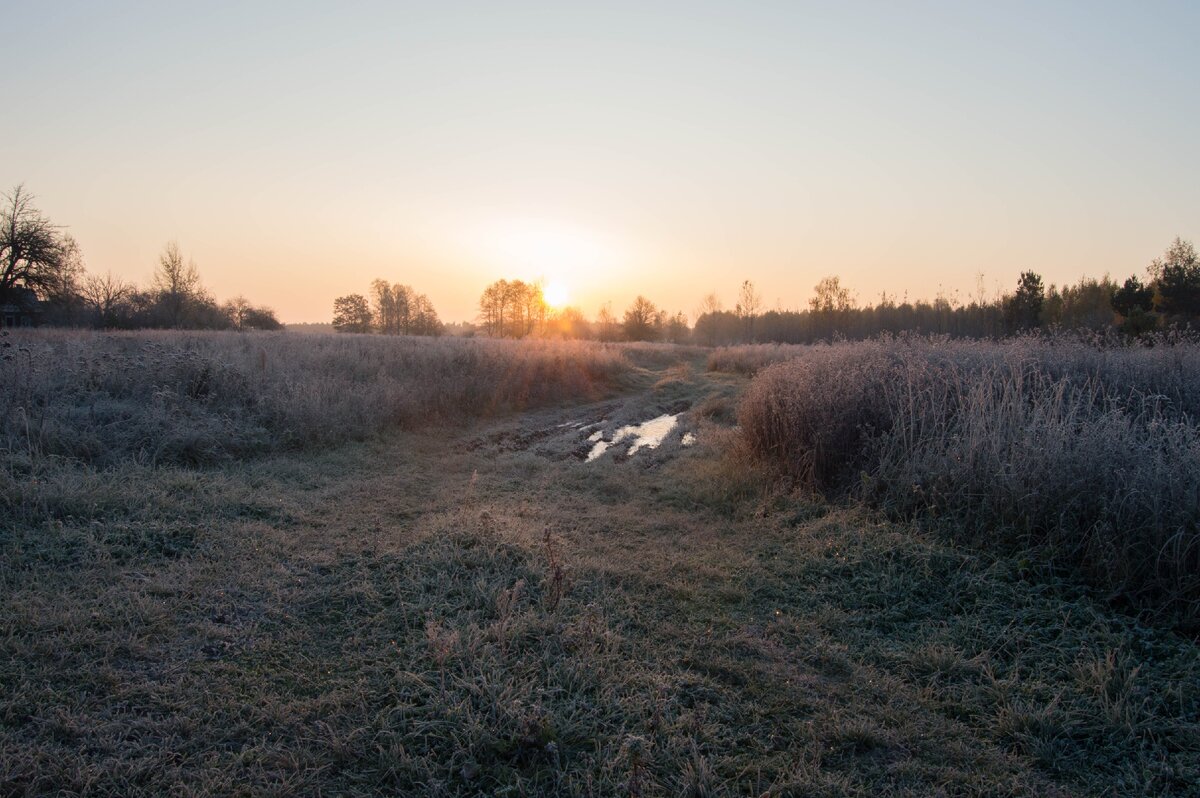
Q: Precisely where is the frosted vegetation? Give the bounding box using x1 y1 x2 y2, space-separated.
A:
0 330 628 471
3 328 1199 794
727 333 1200 627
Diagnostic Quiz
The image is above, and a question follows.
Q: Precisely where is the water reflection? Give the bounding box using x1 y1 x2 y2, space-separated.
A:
586 414 679 462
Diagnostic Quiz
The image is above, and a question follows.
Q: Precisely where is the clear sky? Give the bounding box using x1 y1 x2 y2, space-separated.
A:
4 1 1198 322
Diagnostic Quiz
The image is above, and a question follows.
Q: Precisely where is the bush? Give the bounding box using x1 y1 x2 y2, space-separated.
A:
738 334 1200 626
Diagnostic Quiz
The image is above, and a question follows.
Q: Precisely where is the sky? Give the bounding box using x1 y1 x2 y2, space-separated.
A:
3 1 1198 323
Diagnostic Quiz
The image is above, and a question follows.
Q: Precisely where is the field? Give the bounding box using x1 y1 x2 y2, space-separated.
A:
2 331 1199 796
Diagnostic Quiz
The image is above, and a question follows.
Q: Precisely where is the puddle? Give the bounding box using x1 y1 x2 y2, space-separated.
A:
586 414 680 462
586 440 611 461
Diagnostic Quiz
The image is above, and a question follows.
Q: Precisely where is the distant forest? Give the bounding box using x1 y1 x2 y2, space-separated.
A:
5 185 1197 342
333 238 1199 344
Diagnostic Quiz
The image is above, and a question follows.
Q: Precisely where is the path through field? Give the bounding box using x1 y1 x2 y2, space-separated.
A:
3 358 1197 797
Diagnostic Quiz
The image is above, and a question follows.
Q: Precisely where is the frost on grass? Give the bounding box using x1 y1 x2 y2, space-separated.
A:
586 414 679 462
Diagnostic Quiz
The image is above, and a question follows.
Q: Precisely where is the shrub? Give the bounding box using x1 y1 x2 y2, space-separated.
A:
738 334 1200 626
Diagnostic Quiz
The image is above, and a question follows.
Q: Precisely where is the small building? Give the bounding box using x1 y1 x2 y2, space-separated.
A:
1 287 42 328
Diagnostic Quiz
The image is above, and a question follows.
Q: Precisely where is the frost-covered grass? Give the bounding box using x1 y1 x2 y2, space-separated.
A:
737 334 1200 627
0 329 631 469
2 340 1198 795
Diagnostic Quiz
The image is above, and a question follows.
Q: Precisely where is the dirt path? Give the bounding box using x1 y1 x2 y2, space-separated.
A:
3 364 1198 796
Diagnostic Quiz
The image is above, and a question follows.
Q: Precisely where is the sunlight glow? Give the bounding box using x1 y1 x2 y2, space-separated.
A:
474 219 618 279
543 280 570 308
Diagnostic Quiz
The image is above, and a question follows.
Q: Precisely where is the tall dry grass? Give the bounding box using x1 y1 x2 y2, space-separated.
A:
738 334 1200 626
707 342 806 375
0 329 629 470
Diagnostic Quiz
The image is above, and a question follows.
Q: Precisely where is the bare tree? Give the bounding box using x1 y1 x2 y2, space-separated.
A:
152 241 200 296
693 291 724 346
82 271 133 326
371 279 418 334
0 185 73 306
478 279 546 337
736 280 762 341
623 295 661 341
223 296 252 330
479 279 508 336
152 241 202 326
736 280 761 317
596 302 619 342
695 291 722 321
410 292 442 336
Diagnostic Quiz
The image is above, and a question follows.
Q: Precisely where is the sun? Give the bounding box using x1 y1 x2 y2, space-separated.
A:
543 280 570 308
472 218 620 293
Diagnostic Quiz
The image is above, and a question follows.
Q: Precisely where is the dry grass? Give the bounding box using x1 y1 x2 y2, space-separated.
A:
0 329 630 471
737 334 1200 627
3 332 1198 795
2 415 1197 796
707 342 805 375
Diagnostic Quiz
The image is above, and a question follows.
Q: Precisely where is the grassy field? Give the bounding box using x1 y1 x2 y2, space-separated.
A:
2 331 1198 796
0 330 631 468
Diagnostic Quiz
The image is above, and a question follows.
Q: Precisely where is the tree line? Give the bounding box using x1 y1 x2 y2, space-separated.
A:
332 280 442 336
1 186 280 330
690 238 1200 346
9 184 1196 343
447 240 1200 345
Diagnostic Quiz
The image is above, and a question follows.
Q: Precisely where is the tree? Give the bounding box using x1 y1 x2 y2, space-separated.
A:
623 295 661 341
371 279 417 334
478 279 545 337
219 296 280 330
82 272 133 327
665 311 690 343
696 292 722 319
736 279 762 341
809 276 854 314
1149 237 1200 318
241 305 282 331
596 302 619 342
1041 276 1118 330
224 296 252 330
693 291 724 346
152 241 202 327
1004 271 1044 331
0 185 74 307
410 292 442 336
517 281 547 337
332 294 373 333
1110 274 1158 336
40 234 86 323
479 279 508 337
1111 275 1154 318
